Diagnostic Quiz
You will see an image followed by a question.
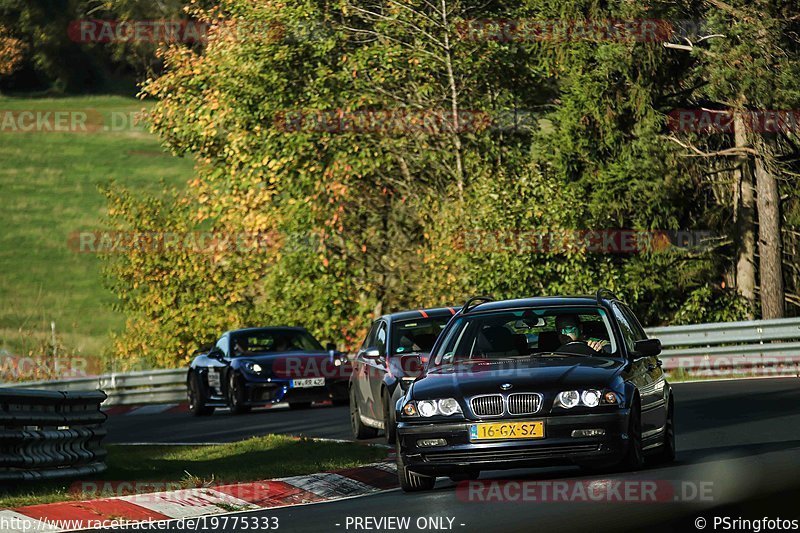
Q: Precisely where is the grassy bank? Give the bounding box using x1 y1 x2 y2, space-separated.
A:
0 95 193 367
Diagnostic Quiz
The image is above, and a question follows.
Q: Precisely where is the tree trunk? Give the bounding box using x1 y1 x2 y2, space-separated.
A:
753 135 785 319
440 0 465 200
733 111 756 318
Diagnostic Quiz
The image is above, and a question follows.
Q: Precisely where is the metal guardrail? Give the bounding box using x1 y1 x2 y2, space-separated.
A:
0 389 107 482
0 369 187 406
646 317 800 375
2 318 799 404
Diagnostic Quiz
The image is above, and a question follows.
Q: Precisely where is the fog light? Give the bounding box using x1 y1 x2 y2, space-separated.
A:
571 429 606 438
604 391 619 404
418 438 447 447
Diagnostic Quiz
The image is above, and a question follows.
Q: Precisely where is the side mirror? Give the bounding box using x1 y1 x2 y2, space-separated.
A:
362 347 381 360
208 348 225 360
633 338 661 358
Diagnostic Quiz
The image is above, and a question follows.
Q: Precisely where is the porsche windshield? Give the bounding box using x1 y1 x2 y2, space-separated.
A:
430 307 618 366
230 329 323 356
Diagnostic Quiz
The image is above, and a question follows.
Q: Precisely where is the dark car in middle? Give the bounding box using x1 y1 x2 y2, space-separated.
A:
349 307 459 443
187 326 351 416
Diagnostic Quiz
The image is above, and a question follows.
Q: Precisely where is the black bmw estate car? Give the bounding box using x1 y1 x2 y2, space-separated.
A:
395 291 675 491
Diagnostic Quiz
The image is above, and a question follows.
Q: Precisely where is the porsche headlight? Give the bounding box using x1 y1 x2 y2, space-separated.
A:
243 362 263 374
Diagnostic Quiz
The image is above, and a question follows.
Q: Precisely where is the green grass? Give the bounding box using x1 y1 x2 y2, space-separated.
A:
0 95 194 366
1 435 389 508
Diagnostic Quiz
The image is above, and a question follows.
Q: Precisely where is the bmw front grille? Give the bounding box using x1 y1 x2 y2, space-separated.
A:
507 393 542 415
469 393 543 417
470 394 504 417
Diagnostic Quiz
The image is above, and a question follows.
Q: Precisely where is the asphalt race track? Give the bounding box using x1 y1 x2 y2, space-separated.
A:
100 377 800 532
104 402 370 444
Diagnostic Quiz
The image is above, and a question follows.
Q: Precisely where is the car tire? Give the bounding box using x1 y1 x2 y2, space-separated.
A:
350 387 378 439
651 395 676 464
382 390 397 445
228 373 251 415
449 471 480 482
397 441 436 492
332 398 349 407
619 398 645 471
187 373 215 417
289 402 312 410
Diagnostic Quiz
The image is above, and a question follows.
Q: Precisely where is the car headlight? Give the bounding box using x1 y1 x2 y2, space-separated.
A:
402 398 462 417
438 398 461 416
417 400 438 417
557 389 617 408
581 389 601 407
557 390 580 409
244 362 263 374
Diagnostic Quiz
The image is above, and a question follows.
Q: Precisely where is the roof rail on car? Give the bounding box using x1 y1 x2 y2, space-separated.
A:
595 288 618 303
461 295 494 314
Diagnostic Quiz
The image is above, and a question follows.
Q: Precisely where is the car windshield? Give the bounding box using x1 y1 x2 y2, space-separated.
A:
430 307 618 366
230 329 323 356
391 317 450 355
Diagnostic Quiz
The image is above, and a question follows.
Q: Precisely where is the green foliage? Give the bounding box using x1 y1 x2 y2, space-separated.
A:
103 0 783 367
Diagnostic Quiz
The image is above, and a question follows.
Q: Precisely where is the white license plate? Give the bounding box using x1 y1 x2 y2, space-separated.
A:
207 369 221 389
292 378 325 388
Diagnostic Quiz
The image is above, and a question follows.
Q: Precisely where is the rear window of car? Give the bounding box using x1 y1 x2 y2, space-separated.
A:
431 307 618 365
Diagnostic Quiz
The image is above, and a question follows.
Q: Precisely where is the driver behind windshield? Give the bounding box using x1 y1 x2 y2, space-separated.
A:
233 337 251 356
555 314 609 353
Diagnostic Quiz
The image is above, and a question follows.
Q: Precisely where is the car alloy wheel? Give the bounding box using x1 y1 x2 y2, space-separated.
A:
349 387 378 439
652 395 676 464
188 373 214 416
228 373 251 415
383 390 397 445
621 398 645 470
397 441 436 492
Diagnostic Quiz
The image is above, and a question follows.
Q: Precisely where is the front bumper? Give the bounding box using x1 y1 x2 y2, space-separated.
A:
241 377 349 405
397 410 629 474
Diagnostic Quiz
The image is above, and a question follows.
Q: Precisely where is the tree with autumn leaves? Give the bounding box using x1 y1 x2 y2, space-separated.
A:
101 0 800 369
0 24 24 77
